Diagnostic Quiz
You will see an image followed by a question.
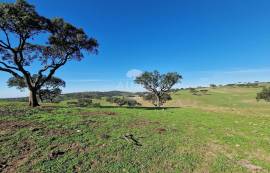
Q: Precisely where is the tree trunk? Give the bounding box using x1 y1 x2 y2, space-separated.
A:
155 94 161 107
29 89 40 107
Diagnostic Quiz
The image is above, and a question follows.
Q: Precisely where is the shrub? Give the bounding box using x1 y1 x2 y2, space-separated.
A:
189 88 199 95
200 89 208 95
256 87 270 102
127 99 141 107
77 98 93 107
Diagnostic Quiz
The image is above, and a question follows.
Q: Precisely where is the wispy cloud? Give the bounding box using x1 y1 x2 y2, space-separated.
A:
126 69 143 79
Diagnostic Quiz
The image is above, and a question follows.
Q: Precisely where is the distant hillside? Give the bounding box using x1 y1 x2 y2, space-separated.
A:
61 91 135 100
1 81 269 102
0 91 136 102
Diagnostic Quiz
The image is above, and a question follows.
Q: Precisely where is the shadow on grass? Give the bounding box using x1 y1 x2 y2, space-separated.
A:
97 105 181 110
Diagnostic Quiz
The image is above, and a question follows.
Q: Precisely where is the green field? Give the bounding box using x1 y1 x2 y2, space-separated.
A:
1 86 270 173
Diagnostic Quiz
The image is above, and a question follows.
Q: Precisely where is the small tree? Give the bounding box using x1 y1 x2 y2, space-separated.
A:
256 87 270 102
135 70 182 107
7 75 65 102
0 0 98 107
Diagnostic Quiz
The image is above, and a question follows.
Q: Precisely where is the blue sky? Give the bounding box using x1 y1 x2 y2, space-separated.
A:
1 0 270 98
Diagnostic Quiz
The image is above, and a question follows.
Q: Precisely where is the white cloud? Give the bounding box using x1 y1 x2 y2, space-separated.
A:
126 69 143 79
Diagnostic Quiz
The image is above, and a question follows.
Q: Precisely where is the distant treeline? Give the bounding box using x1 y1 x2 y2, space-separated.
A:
1 82 269 102
0 91 135 102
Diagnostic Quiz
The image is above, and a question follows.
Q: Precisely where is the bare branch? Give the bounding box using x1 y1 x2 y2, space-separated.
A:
0 61 19 70
36 52 71 89
0 66 22 78
2 29 11 47
0 41 9 49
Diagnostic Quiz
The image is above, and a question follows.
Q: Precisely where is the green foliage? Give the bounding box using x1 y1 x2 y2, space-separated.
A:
200 89 208 95
76 98 93 107
0 0 98 107
106 97 141 107
189 88 199 95
7 76 65 103
256 87 270 102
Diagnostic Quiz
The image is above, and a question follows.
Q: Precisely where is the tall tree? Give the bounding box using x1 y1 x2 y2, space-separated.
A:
0 0 98 107
135 70 182 107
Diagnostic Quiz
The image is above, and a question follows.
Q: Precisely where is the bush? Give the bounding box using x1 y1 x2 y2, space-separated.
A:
256 87 270 102
106 97 141 107
72 98 92 107
200 89 208 95
127 99 141 107
189 88 199 95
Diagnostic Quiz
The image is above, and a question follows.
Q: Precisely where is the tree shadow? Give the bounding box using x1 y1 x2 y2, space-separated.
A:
97 105 181 110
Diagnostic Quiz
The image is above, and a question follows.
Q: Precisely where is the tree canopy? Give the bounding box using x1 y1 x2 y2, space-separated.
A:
135 70 182 107
0 0 98 107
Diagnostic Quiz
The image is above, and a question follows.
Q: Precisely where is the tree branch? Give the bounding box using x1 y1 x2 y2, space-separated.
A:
2 29 11 47
0 66 22 78
0 61 19 70
36 52 72 89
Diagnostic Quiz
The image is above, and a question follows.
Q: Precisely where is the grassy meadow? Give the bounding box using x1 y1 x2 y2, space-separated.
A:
1 86 270 173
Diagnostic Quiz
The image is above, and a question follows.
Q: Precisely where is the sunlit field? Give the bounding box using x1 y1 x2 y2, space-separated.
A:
1 85 269 173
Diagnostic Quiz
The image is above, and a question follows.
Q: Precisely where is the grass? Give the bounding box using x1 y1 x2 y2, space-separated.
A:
0 86 270 172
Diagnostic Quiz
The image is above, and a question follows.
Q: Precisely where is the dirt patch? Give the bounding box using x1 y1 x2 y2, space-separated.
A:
43 128 74 137
0 108 33 117
128 119 160 128
79 111 117 116
0 120 44 135
155 128 167 134
2 140 35 173
0 120 30 130
38 106 57 113
238 160 263 173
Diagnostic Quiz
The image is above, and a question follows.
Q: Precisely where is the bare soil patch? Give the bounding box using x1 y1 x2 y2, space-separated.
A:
43 128 74 137
238 160 263 173
155 128 167 134
2 139 35 173
0 120 44 135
